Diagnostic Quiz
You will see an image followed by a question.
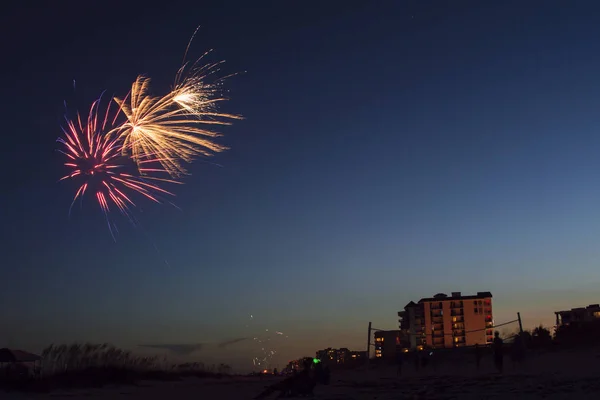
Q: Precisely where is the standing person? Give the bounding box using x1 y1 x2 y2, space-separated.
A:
493 331 504 373
414 351 420 372
474 343 482 370
395 349 404 377
511 333 525 369
323 365 331 385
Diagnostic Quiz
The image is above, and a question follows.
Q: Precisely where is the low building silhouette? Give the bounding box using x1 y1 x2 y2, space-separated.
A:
555 304 600 327
374 330 409 359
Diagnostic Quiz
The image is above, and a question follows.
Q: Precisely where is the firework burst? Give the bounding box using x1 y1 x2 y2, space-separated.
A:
113 27 242 178
113 75 236 178
58 27 241 236
57 96 176 236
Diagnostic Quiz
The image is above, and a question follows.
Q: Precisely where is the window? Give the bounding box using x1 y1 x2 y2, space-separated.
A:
474 308 478 313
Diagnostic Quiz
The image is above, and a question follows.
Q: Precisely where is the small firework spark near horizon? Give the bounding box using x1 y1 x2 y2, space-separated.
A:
57 27 241 237
245 314 288 370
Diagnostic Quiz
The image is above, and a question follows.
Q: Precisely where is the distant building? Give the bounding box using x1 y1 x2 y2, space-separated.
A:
315 347 352 364
398 301 426 349
349 350 367 360
398 291 494 349
373 330 406 359
555 304 600 327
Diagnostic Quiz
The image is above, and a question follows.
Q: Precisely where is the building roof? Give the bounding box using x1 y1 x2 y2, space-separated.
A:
555 304 600 314
418 291 492 303
374 329 400 336
0 348 42 363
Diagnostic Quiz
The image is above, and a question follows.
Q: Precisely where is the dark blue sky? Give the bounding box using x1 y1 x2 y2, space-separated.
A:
2 0 600 370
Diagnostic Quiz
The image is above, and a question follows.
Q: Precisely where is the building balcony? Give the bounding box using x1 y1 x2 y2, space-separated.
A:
453 329 465 336
451 310 464 316
450 301 463 309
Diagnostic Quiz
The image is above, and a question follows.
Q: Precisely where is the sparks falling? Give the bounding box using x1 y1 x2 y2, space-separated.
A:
57 97 176 237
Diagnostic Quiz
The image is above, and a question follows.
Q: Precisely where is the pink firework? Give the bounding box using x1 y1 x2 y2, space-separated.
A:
57 96 176 235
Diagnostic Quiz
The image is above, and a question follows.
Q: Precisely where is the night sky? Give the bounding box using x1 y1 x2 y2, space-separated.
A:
3 0 600 371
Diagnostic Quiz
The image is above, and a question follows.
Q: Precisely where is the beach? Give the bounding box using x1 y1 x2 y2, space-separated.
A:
2 346 600 399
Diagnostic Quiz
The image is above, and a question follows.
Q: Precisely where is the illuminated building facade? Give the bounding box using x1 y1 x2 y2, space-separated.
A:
399 291 493 349
421 291 493 348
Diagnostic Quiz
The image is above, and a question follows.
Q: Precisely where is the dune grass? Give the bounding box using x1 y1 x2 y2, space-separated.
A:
1 342 231 393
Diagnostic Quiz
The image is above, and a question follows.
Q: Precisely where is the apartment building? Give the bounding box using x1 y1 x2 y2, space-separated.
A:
399 291 493 349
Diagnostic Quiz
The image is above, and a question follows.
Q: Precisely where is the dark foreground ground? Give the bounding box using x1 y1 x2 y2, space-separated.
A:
2 346 600 399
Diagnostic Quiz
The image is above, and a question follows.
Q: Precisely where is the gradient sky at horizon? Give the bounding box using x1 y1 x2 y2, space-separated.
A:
2 0 600 371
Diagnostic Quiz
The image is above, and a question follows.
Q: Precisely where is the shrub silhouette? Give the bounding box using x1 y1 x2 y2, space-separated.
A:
1 342 231 393
555 319 600 346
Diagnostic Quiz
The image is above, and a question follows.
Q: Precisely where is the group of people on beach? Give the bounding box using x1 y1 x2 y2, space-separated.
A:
395 331 527 376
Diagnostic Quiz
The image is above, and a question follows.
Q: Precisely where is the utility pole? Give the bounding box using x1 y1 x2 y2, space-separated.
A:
517 312 523 334
366 322 372 370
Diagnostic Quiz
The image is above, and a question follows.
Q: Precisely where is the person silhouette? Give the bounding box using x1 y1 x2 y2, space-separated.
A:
493 331 504 373
395 349 404 377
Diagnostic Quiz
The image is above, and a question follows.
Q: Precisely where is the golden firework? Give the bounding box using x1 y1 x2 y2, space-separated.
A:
113 75 235 178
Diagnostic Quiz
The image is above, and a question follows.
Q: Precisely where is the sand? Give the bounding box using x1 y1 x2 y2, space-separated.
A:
2 346 600 399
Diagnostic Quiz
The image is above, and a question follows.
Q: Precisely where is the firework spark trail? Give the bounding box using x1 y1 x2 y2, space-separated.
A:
57 96 178 239
173 25 243 121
